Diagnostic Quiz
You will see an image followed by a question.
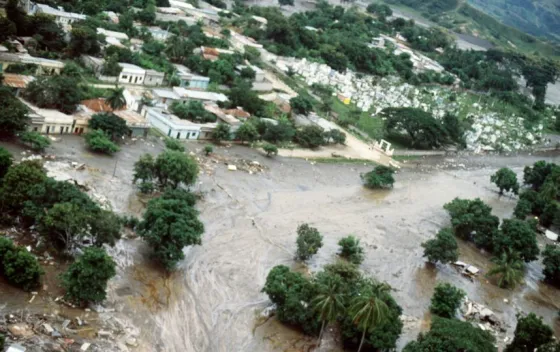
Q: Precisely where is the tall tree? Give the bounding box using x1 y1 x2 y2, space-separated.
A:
0 87 30 137
312 277 345 347
350 282 391 352
89 113 128 141
491 168 519 195
106 87 127 111
487 250 524 289
505 313 554 352
422 228 458 264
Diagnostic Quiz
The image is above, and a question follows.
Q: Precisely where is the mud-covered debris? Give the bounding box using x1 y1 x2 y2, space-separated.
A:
6 344 26 352
228 164 237 171
80 342 91 351
8 323 33 338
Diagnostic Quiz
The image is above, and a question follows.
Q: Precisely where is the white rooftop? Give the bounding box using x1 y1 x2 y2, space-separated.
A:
172 87 228 102
97 28 129 40
119 63 146 74
152 88 180 100
35 4 86 20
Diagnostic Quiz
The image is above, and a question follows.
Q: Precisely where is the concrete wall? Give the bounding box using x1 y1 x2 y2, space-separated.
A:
119 72 144 85
41 122 73 134
145 109 201 140
145 74 164 86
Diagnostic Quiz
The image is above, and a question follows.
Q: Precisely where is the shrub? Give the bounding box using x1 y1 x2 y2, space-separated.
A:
20 131 51 151
213 122 231 142
85 130 120 154
164 138 185 152
296 125 326 149
263 143 278 157
296 223 323 261
0 146 13 178
337 236 365 265
361 166 395 189
204 144 213 156
61 247 116 305
3 247 43 291
430 282 465 318
290 95 314 115
491 168 519 195
542 245 560 286
505 313 553 352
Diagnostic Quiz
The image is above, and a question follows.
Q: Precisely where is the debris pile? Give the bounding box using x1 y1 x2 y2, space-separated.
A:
461 297 508 342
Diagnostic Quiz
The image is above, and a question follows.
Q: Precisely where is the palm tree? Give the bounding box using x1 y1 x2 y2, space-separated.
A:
487 250 525 289
350 282 391 352
311 278 345 348
106 87 126 111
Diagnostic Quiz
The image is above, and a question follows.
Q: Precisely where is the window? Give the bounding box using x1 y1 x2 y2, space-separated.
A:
176 132 180 139
33 127 38 132
121 75 128 80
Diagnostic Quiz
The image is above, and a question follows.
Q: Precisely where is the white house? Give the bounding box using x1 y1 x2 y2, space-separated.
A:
147 27 173 41
145 69 165 86
118 63 146 85
20 99 74 135
173 64 210 90
34 3 86 25
172 87 228 104
142 107 216 140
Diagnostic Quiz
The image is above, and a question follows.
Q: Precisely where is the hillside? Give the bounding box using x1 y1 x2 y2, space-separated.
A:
468 0 560 42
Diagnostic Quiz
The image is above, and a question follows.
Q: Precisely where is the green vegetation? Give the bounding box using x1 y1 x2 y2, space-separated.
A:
361 166 395 189
213 123 231 143
106 87 127 111
422 228 458 264
487 250 524 288
0 147 13 178
505 313 554 352
337 236 365 265
295 223 323 261
204 145 213 156
290 96 314 115
89 113 129 141
85 130 120 154
403 316 496 352
296 125 327 149
542 245 560 287
20 131 51 152
138 191 204 270
0 239 43 291
444 198 499 249
430 282 465 318
0 87 30 137
491 168 519 195
61 247 116 305
235 121 260 144
23 76 83 114
170 101 217 123
262 262 402 351
263 143 278 157
133 150 199 192
164 138 185 152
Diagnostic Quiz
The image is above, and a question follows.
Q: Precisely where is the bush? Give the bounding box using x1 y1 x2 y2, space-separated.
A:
296 223 323 261
491 168 519 195
263 143 278 157
0 236 15 260
3 247 43 291
213 122 231 142
361 166 395 189
61 247 116 305
430 282 465 318
422 228 459 264
204 144 213 156
325 129 346 144
337 235 365 265
85 130 120 154
542 245 560 286
290 95 314 115
0 146 12 178
296 125 326 149
164 138 185 152
505 313 554 352
20 131 51 151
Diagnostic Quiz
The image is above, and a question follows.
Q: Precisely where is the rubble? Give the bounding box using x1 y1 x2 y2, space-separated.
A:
461 296 507 338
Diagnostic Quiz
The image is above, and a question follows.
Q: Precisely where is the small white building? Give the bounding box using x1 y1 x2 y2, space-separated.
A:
172 87 228 104
147 27 173 41
20 99 74 135
143 107 216 140
118 63 146 85
173 64 210 90
34 3 86 25
145 69 165 86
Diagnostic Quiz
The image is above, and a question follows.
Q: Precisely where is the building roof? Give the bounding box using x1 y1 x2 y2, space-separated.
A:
152 88 180 100
145 69 165 77
105 36 125 47
147 107 217 129
2 74 35 89
224 107 250 119
118 63 145 74
19 99 74 124
172 87 228 102
0 53 64 69
204 104 240 126
251 15 268 24
35 4 86 20
97 28 129 40
80 98 120 112
113 110 150 128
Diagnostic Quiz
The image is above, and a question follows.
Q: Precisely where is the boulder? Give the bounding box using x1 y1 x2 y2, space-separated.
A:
8 323 33 338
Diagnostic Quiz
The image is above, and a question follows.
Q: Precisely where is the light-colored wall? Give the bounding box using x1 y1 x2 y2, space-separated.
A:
41 122 73 134
119 71 144 85
145 110 200 140
144 74 164 86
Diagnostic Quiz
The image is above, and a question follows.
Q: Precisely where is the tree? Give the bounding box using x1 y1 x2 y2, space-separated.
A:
61 247 116 305
312 277 345 347
296 125 326 149
487 250 524 289
350 282 391 352
542 245 560 286
325 129 346 144
213 122 231 143
361 166 395 189
39 201 91 250
430 282 465 318
2 246 43 291
170 101 216 123
20 131 51 152
443 198 499 249
239 67 256 80
403 317 496 352
23 76 82 114
278 0 294 5
381 107 448 149
523 161 556 191
0 17 16 43
106 87 127 111
493 219 539 262
491 168 519 195
133 153 155 192
164 138 185 152
235 122 259 144
138 197 204 270
290 95 314 115
505 313 554 352
263 117 296 143
263 143 278 157
0 147 13 179
68 26 101 57
296 223 323 261
204 145 213 156
421 228 459 264
102 54 122 77
514 198 532 219
85 130 120 154
154 150 198 189
0 86 30 137
338 236 365 265
1 160 47 212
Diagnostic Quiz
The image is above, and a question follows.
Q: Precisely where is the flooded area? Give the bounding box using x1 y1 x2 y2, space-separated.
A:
2 136 560 351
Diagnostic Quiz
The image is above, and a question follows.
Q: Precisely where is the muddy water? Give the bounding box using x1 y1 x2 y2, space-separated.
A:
4 137 560 351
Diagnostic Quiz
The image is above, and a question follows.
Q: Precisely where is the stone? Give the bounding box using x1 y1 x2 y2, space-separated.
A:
98 330 112 338
43 323 54 334
8 323 33 338
125 337 138 347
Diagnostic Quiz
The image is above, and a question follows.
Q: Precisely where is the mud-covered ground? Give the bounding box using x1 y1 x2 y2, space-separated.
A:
2 136 560 351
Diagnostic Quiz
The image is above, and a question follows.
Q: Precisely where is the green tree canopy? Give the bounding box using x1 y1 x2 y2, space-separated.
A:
338 236 365 265
89 113 129 141
154 150 199 188
493 219 539 262
290 95 314 115
0 147 13 179
2 246 43 291
430 282 465 318
443 198 499 249
542 245 560 287
505 313 554 352
62 247 116 305
235 121 259 144
296 223 323 261
69 25 101 57
213 122 231 142
164 138 185 152
491 168 520 195
85 130 120 154
361 166 395 189
138 197 204 270
0 86 30 137
20 131 51 152
422 227 459 264
381 107 449 149
24 76 82 114
1 160 47 212
296 125 326 149
263 143 278 157
106 87 127 111
487 250 525 289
